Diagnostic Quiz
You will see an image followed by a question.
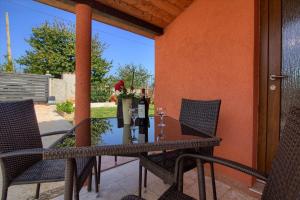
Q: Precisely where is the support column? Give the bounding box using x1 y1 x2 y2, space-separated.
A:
75 3 92 147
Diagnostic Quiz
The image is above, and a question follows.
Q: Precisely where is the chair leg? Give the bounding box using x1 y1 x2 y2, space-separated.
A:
177 159 184 192
35 183 41 199
73 159 79 200
94 160 99 193
143 169 147 188
196 159 206 200
73 176 79 200
138 163 142 197
74 189 79 200
114 156 117 165
65 158 75 200
210 162 217 200
97 156 101 186
1 185 8 200
87 172 92 192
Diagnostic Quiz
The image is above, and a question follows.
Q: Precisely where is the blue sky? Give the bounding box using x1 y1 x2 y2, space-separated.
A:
0 0 154 75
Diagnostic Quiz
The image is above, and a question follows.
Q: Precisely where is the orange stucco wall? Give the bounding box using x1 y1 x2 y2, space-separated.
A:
155 0 258 186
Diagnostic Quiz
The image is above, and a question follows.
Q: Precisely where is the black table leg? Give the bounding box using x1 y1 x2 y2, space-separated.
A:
138 162 142 197
65 158 75 200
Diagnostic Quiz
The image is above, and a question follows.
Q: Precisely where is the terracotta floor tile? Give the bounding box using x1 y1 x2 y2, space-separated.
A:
53 160 260 200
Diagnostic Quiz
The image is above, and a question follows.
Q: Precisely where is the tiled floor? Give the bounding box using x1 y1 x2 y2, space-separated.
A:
54 160 260 200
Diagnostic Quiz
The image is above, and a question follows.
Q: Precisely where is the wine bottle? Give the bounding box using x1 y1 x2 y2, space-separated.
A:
138 88 149 128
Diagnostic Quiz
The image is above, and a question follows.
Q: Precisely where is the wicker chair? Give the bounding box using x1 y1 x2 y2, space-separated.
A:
139 99 221 199
123 106 300 200
0 100 98 200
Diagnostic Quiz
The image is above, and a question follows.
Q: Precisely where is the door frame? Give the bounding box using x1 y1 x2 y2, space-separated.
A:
258 0 282 174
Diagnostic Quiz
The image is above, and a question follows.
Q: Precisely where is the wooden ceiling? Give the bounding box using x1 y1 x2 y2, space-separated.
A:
36 0 194 38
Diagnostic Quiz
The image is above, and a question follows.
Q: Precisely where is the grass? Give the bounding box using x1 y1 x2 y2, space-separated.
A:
91 104 155 118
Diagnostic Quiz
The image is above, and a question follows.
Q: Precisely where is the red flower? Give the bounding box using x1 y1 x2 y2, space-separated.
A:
114 80 125 91
119 80 125 86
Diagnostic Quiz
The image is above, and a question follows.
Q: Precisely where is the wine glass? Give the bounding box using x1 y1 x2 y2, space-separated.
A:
156 126 165 141
156 107 166 127
129 108 138 140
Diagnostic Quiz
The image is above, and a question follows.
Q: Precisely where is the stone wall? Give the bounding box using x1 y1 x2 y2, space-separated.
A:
49 73 75 103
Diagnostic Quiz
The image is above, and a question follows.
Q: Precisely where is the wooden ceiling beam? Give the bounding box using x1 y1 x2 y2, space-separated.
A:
98 0 168 27
36 0 163 38
147 0 183 17
88 0 164 35
124 0 174 23
167 0 194 9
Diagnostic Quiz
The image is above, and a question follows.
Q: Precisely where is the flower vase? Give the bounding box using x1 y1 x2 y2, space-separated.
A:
122 125 132 144
122 98 132 125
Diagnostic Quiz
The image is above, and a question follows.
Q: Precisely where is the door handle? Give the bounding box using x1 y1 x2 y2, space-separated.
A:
269 74 288 81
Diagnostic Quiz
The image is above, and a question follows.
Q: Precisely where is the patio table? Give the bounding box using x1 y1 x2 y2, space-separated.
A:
12 116 221 200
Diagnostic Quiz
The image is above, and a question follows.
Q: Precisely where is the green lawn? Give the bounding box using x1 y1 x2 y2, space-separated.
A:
91 104 155 118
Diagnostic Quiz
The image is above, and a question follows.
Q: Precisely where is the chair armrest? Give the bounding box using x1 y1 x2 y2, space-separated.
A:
174 154 268 182
47 119 90 146
45 118 90 138
40 130 73 137
0 148 44 159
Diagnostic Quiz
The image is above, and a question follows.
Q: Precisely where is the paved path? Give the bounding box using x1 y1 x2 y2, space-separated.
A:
35 105 73 148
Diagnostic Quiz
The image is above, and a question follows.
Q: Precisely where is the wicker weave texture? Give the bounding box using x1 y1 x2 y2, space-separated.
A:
43 138 220 160
12 157 93 185
179 99 221 136
0 100 98 200
0 100 42 181
139 99 221 184
262 106 300 200
139 150 197 184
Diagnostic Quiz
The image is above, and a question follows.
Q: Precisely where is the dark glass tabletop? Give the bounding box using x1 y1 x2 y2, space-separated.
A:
56 116 216 148
43 115 221 161
49 116 221 200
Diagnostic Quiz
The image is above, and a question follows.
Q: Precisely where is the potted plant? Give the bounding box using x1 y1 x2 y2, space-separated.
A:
114 80 135 124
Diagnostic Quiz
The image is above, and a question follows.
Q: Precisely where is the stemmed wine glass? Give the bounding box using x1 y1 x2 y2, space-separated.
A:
156 107 166 127
129 108 138 141
156 126 165 141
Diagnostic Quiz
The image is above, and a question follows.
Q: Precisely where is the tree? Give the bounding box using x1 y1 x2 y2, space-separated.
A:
0 55 14 73
112 64 152 89
17 21 112 102
17 21 111 78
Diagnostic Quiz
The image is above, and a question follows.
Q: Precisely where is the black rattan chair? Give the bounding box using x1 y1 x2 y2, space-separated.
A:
123 106 300 200
0 100 98 200
139 99 221 199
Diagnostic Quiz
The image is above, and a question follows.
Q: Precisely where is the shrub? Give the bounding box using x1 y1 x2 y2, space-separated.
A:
91 84 111 102
56 101 74 114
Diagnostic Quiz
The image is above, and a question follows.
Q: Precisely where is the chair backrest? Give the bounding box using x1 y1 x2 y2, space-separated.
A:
0 100 42 182
262 106 300 200
179 99 221 136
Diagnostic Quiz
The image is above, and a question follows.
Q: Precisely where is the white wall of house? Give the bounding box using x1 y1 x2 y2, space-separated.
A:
49 73 75 103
